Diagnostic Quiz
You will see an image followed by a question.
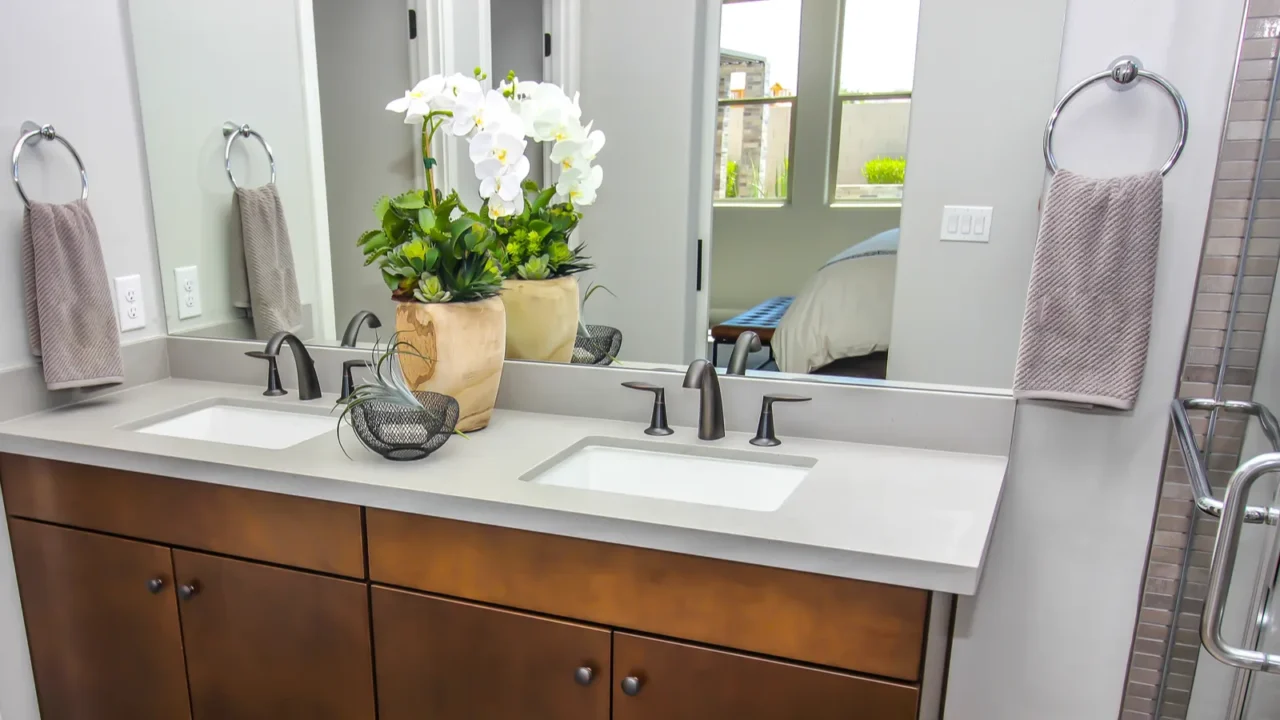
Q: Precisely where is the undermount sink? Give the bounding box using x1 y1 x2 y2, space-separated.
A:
522 438 815 512
133 401 335 450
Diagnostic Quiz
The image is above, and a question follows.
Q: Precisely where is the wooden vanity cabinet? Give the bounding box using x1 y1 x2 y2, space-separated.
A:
173 551 376 720
373 586 613 720
2 456 933 720
612 633 920 720
8 520 191 720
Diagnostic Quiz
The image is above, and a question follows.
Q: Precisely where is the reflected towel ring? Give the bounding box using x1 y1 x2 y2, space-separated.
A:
1043 56 1189 177
10 122 89 208
222 122 276 189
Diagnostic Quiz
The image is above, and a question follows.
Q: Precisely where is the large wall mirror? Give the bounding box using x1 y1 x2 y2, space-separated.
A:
127 0 1067 392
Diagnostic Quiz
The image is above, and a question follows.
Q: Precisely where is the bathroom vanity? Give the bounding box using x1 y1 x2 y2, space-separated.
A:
0 376 1007 720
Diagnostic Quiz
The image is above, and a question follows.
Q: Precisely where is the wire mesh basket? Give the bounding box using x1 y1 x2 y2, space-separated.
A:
572 324 622 365
349 391 459 461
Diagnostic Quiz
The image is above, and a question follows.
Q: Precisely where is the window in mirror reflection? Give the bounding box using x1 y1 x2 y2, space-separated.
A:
714 0 801 202
832 0 920 204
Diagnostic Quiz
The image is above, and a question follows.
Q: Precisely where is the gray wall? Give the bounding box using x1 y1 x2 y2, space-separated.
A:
0 3 169 716
885 0 1068 388
942 0 1246 717
575 0 703 364
313 0 415 334
491 0 546 186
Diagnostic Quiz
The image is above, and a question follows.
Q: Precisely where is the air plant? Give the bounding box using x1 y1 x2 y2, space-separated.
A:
334 333 459 457
576 282 622 365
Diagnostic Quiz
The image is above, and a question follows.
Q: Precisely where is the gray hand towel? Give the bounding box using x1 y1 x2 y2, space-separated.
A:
233 183 302 340
21 200 124 390
1013 170 1163 410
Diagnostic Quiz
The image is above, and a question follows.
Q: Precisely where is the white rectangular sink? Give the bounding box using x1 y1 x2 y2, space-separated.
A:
523 438 814 512
134 403 335 450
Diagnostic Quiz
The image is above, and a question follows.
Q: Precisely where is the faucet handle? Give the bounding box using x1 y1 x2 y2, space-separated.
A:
245 351 286 397
340 360 372 402
750 394 811 447
622 382 674 436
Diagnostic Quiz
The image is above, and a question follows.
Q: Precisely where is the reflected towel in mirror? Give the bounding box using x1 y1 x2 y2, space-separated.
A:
232 183 301 340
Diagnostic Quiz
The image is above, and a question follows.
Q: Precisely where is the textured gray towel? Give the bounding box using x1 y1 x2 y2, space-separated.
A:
21 200 124 390
1013 170 1163 410
233 183 302 340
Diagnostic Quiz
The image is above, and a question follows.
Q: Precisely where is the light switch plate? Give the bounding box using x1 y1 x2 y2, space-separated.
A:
941 206 993 242
113 275 146 331
174 266 202 320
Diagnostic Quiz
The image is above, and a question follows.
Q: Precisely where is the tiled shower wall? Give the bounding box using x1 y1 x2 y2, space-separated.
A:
1121 3 1280 718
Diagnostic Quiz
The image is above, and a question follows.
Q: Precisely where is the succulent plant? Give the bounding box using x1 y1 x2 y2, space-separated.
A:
359 189 503 303
490 181 593 280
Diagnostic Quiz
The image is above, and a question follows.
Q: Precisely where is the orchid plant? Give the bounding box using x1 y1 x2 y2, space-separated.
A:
364 68 605 299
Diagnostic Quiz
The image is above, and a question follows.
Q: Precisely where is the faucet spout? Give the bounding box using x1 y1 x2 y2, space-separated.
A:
264 332 323 401
683 359 725 440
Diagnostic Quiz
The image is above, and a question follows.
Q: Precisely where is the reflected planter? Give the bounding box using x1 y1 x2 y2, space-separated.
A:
500 275 580 363
394 296 506 432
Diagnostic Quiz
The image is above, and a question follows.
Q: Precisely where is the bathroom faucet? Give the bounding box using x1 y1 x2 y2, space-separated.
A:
263 332 323 401
726 330 761 375
683 359 725 441
340 310 382 347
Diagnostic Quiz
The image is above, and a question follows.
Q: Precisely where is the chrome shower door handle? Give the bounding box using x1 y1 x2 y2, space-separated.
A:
1203 452 1280 674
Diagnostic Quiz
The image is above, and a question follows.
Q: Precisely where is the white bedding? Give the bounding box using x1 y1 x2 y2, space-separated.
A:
774 232 897 374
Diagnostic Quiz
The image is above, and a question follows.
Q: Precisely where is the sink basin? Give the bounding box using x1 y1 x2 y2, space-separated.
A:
134 402 335 450
522 438 815 511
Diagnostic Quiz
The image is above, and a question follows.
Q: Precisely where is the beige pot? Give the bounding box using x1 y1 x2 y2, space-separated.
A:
500 275 581 363
395 296 506 432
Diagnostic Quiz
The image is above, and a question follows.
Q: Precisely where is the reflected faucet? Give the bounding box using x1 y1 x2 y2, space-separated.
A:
263 332 323 401
340 310 382 347
726 331 762 376
683 359 725 441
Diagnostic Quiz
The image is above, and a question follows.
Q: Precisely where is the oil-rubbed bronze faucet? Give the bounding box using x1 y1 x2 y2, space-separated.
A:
683 359 725 441
246 332 323 401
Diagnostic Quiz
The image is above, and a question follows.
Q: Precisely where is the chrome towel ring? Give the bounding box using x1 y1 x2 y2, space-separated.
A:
222 122 276 189
10 122 89 208
1043 56 1189 176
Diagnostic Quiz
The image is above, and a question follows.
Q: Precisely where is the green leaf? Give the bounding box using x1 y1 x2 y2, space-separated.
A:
418 207 436 231
424 246 440 271
450 216 473 242
390 191 426 210
360 231 389 255
531 186 556 213
528 220 553 237
356 229 381 248
381 270 400 292
363 247 391 266
423 156 437 171
372 196 391 220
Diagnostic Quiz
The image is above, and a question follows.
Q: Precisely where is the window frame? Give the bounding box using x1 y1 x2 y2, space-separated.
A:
714 94 798 207
826 0 915 208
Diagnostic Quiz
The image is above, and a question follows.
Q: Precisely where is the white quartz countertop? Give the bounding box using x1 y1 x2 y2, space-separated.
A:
0 379 1008 595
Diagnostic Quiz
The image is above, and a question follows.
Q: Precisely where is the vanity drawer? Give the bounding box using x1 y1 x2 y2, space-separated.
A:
366 509 929 681
0 454 365 578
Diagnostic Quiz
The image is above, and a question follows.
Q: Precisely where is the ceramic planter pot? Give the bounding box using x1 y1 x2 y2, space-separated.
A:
395 296 506 432
500 275 580 363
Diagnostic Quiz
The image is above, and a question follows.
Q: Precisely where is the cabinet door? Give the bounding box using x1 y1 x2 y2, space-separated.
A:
373 586 611 720
173 550 375 720
612 632 920 720
8 519 190 720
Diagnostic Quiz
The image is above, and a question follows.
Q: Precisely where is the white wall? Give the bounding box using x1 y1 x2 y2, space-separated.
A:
313 0 415 336
886 0 1069 389
0 2 169 716
943 1 1245 719
576 0 702 363
129 0 329 339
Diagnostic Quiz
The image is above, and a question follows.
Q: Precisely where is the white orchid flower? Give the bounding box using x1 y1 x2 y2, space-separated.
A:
555 164 604 206
523 85 582 142
434 73 481 112
452 88 524 137
469 130 528 170
386 75 446 124
549 125 606 172
479 156 531 198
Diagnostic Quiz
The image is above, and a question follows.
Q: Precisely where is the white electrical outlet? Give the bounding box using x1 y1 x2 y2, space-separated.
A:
941 206 994 242
174 266 202 320
114 275 146 331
